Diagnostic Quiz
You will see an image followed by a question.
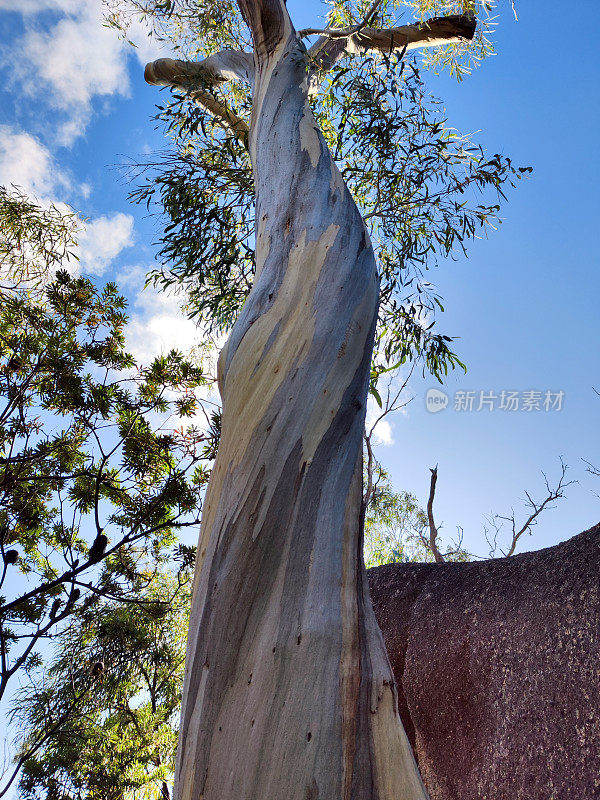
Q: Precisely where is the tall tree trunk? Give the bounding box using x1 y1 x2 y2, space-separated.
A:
174 3 428 798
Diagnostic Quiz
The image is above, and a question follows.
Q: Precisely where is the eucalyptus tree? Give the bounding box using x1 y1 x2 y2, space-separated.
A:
118 1 527 797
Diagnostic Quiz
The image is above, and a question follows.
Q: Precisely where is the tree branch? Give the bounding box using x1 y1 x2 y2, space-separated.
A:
350 14 476 54
308 13 476 83
363 368 414 509
501 460 572 558
190 90 250 147
482 460 573 558
144 51 253 88
144 53 251 148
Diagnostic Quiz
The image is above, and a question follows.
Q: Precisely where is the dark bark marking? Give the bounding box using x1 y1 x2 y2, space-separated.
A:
305 778 319 800
250 319 281 378
358 230 368 255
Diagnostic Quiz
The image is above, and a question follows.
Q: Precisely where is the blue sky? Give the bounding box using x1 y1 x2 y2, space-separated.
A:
0 0 598 564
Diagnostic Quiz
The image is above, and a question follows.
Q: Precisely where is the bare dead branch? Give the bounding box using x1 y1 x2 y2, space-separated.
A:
426 466 444 563
365 368 414 441
491 459 574 558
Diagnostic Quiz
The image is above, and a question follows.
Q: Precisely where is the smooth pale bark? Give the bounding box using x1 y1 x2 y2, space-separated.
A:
150 4 469 799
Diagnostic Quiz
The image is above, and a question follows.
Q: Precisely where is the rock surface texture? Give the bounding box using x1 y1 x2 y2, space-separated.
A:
369 524 600 800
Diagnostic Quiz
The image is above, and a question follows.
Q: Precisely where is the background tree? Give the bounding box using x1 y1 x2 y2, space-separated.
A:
363 465 468 565
15 570 190 800
0 188 213 797
362 459 572 566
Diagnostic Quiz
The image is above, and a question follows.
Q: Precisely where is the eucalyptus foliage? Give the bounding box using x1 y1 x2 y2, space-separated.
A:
0 186 79 292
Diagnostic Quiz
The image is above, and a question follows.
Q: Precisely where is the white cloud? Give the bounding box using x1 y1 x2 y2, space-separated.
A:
4 0 171 144
126 282 203 365
18 3 130 144
0 0 81 12
76 212 134 275
0 125 135 277
373 419 394 446
366 398 395 447
124 278 223 406
0 124 70 200
122 279 224 436
29 12 123 105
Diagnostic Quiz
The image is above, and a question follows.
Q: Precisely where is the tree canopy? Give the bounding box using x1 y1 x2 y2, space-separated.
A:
113 0 529 392
16 571 190 800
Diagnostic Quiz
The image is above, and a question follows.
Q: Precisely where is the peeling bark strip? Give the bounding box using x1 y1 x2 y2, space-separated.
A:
155 4 469 800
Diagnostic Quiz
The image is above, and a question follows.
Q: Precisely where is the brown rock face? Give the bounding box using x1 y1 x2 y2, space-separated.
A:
368 523 600 800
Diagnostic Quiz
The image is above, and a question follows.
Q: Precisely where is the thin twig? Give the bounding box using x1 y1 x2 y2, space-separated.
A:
299 0 385 39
